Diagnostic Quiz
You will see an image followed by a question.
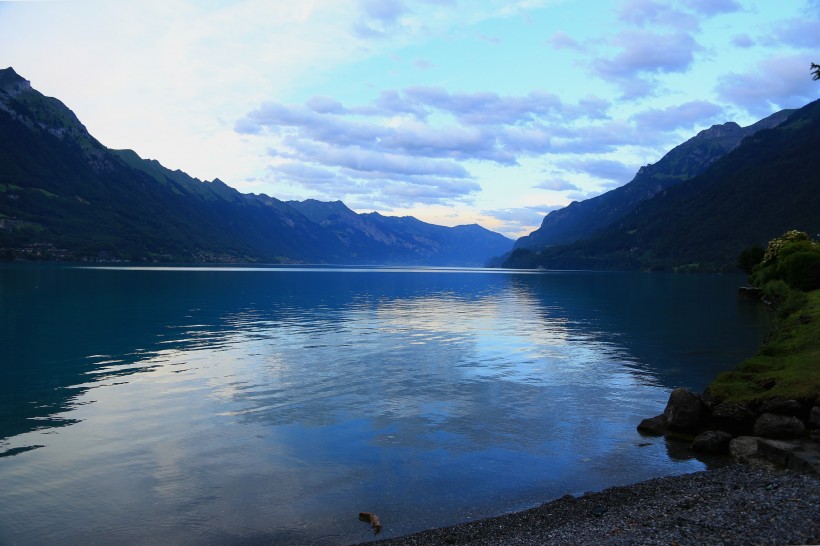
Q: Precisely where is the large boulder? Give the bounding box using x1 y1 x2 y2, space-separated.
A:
711 402 756 436
691 430 733 454
637 414 667 436
729 436 760 463
758 397 803 417
663 388 702 432
810 406 820 429
753 412 806 439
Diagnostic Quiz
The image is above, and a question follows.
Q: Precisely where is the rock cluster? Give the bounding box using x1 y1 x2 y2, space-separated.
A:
638 389 820 469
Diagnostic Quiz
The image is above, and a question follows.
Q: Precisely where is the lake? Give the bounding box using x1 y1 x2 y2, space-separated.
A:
0 264 769 544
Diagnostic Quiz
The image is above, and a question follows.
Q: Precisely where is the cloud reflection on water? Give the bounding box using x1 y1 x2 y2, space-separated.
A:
0 265 769 544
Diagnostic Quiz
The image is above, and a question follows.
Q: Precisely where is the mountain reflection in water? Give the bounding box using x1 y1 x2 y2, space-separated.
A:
0 265 769 544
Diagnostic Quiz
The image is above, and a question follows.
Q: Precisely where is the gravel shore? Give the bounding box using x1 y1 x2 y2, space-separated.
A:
360 465 820 545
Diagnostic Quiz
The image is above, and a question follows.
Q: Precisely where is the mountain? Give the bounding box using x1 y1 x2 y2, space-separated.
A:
503 99 820 272
0 67 511 265
512 109 794 253
287 199 512 266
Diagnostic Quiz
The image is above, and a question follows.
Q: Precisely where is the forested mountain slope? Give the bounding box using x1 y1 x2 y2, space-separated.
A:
513 109 793 253
504 100 820 272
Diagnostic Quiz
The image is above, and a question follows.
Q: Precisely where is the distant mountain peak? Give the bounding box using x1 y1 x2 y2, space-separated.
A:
0 69 514 266
697 121 741 139
509 106 796 255
0 67 31 96
0 67 101 154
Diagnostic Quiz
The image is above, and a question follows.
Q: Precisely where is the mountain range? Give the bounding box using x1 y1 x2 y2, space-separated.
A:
501 99 820 272
0 67 511 266
511 109 794 253
3 65 818 272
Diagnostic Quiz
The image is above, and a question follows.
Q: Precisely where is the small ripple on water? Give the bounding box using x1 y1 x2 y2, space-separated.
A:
0 268 771 545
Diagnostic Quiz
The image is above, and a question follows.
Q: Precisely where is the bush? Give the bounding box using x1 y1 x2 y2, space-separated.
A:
780 251 820 291
751 231 820 292
779 289 809 318
762 279 809 318
761 230 812 265
762 279 792 305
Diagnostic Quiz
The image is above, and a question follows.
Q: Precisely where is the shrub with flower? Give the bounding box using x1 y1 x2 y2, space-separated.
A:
752 230 820 295
761 230 813 265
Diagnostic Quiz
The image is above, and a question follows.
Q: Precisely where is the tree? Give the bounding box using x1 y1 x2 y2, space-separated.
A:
737 245 764 274
813 62 820 81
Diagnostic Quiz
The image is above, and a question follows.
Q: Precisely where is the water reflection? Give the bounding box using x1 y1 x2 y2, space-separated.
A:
0 265 769 544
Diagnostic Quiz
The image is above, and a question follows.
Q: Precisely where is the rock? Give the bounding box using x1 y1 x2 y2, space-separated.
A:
730 436 760 462
711 402 755 436
758 397 803 417
637 414 667 436
691 430 733 454
810 407 820 429
760 378 777 391
700 387 719 410
753 413 806 439
590 505 608 517
663 388 702 432
756 439 820 475
738 286 762 298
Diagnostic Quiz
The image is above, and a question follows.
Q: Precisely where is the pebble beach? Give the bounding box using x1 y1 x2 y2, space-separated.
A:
360 464 820 545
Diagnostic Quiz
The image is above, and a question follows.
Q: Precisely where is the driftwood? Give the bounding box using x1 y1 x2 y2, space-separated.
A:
358 511 382 533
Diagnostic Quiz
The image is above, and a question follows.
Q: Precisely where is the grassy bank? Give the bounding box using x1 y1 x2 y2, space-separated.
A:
708 289 820 404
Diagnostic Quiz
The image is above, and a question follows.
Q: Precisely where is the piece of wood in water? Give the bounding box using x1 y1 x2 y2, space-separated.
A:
358 511 382 533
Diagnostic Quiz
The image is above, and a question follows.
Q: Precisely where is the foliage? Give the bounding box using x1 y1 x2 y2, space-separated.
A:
813 62 820 81
762 279 808 318
711 232 820 404
760 229 812 264
781 251 820 291
750 230 820 292
709 289 820 404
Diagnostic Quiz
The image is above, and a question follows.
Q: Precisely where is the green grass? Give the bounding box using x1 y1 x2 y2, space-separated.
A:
709 289 820 405
0 184 58 198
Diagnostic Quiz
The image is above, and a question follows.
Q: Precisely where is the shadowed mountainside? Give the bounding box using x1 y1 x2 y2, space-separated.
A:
511 109 793 254
0 67 511 265
503 100 820 272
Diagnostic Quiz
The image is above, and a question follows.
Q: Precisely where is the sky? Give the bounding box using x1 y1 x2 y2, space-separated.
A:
1 0 818 238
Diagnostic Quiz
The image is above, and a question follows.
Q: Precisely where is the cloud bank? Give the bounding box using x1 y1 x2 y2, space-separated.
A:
237 87 633 210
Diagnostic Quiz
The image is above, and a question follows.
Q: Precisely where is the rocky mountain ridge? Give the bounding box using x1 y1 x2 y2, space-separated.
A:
0 67 511 265
503 98 820 271
511 109 795 255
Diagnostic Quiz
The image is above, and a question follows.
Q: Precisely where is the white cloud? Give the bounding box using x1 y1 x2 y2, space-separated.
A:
557 158 638 183
617 0 699 31
535 179 581 191
717 54 819 116
594 30 700 77
480 206 561 238
546 31 585 51
731 34 755 48
236 86 638 210
2 0 815 239
631 100 725 131
769 18 820 49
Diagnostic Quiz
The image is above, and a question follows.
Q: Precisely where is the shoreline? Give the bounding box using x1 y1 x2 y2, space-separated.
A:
358 463 819 545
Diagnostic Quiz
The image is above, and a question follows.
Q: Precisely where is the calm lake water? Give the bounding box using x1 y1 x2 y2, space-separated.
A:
0 264 769 544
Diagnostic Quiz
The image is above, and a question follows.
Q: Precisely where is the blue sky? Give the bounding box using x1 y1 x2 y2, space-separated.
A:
1 0 818 237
